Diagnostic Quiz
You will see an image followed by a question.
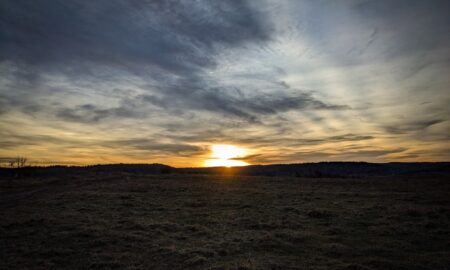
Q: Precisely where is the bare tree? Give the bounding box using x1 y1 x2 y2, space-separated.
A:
9 157 28 168
17 157 27 168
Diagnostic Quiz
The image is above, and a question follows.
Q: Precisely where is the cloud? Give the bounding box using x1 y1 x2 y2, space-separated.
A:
241 147 407 165
383 119 444 135
352 0 450 57
0 0 349 125
105 138 205 157
138 74 350 122
0 131 80 148
56 104 145 123
328 134 374 141
0 157 17 163
228 133 374 148
0 0 270 77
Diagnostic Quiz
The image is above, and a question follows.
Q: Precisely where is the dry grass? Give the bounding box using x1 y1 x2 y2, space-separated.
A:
1 173 449 269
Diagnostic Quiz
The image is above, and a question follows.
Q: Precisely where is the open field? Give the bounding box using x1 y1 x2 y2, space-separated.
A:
1 173 449 269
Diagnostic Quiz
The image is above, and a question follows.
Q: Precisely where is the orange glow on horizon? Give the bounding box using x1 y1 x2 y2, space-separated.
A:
204 144 249 167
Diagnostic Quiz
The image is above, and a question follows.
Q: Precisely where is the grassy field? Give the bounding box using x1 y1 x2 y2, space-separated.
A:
1 173 449 269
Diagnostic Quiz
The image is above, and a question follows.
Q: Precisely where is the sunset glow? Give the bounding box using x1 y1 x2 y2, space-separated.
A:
204 145 249 167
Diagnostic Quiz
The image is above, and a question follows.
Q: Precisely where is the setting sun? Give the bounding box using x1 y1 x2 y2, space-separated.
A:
204 144 249 167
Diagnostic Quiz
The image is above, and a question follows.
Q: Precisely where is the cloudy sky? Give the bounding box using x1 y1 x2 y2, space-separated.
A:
1 0 449 166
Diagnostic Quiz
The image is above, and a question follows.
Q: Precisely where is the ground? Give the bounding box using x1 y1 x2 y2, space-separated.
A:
1 173 449 269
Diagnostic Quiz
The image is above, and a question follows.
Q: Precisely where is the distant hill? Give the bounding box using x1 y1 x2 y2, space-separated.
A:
179 162 450 177
1 162 449 178
0 163 173 177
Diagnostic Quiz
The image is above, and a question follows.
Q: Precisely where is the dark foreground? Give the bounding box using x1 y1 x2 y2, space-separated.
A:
1 173 449 269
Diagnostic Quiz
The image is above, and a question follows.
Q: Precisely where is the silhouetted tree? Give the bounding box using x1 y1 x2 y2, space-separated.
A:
17 157 27 168
8 157 28 169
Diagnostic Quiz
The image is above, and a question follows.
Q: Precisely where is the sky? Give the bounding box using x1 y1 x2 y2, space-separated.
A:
1 0 449 167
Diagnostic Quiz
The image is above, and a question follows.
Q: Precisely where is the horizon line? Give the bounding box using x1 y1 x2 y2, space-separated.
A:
2 160 450 169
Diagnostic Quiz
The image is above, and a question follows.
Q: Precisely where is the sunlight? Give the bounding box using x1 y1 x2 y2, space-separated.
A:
204 144 249 167
204 159 249 167
211 144 246 160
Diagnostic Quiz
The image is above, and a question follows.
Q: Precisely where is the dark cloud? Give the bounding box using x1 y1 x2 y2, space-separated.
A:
106 138 205 157
46 85 349 124
0 129 205 157
0 0 269 76
2 0 339 124
230 154 263 163
0 0 350 125
328 134 374 142
141 81 349 122
233 133 374 148
56 104 145 123
353 0 450 57
383 119 444 135
0 157 18 163
244 147 407 165
0 133 77 149
0 96 9 115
